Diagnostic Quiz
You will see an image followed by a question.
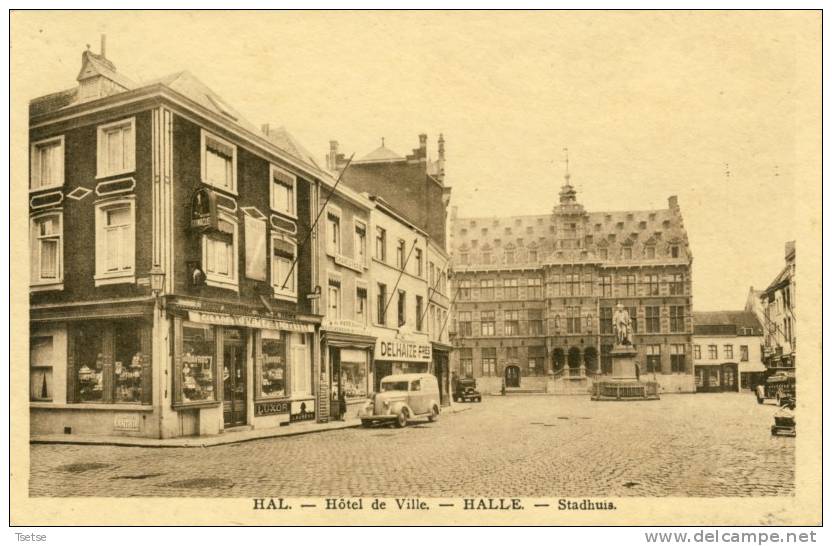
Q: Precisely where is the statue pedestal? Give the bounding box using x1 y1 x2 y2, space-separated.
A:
611 345 638 381
591 343 660 401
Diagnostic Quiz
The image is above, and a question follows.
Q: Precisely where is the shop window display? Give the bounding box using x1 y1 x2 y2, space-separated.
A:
181 323 216 403
114 321 143 403
339 351 368 400
75 323 105 402
72 320 149 404
260 332 287 398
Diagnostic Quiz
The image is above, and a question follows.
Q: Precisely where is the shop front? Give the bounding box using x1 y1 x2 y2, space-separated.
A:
694 363 739 393
170 306 318 437
29 300 157 438
372 332 432 392
321 318 376 422
431 341 453 406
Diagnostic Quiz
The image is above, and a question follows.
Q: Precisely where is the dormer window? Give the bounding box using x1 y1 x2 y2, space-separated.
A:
639 221 647 229
616 222 624 230
662 220 671 229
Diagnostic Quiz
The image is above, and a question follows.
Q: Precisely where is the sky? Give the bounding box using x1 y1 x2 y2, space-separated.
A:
12 11 819 310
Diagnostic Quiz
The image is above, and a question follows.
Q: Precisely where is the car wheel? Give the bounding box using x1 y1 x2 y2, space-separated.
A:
428 405 439 422
396 409 408 428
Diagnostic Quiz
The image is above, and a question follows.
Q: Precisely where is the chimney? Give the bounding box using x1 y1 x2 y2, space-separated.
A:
668 195 679 210
100 34 107 58
418 133 427 159
436 133 446 181
261 123 271 135
328 140 339 171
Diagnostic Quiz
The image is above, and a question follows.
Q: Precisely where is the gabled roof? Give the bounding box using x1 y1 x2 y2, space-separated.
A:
693 311 763 336
261 125 321 169
76 49 136 90
762 263 792 295
357 143 404 163
31 66 324 176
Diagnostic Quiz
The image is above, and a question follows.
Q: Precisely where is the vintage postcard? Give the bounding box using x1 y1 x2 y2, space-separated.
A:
9 10 822 527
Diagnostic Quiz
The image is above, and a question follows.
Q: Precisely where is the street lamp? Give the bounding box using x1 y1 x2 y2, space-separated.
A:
149 266 166 313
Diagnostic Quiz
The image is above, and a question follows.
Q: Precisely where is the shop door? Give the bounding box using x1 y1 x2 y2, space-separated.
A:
505 365 520 388
721 364 738 392
223 329 247 428
330 348 342 420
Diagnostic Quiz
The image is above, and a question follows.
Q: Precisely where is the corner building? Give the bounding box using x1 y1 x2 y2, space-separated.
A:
28 45 332 438
449 173 695 394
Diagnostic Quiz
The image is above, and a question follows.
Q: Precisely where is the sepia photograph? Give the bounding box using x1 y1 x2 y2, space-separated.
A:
9 8 822 527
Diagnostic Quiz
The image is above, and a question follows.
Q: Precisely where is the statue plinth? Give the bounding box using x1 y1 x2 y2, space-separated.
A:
591 343 660 401
610 344 638 381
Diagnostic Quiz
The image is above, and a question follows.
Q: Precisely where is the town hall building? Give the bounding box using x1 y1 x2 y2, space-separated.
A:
448 168 695 394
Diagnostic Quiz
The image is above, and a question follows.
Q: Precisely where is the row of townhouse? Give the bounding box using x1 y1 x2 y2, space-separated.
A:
28 42 451 439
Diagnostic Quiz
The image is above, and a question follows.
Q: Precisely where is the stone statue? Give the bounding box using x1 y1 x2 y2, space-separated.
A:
613 303 633 346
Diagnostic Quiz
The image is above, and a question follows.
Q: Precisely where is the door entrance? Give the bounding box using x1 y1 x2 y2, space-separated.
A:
223 328 247 428
505 365 520 388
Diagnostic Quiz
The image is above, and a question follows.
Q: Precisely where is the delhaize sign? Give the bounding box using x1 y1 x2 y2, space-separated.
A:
375 336 432 362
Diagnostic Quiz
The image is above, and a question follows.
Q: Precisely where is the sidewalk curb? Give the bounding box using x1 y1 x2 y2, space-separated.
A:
30 420 363 449
31 405 473 449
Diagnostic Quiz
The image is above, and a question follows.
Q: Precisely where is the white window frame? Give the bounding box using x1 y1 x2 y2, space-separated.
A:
327 273 343 320
201 210 239 291
354 219 368 266
269 164 297 218
326 205 342 257
201 129 238 194
94 197 136 286
30 136 65 192
271 231 298 301
355 280 369 326
30 211 64 291
96 118 136 179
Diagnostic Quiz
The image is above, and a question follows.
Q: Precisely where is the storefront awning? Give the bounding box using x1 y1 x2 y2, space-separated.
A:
187 311 315 333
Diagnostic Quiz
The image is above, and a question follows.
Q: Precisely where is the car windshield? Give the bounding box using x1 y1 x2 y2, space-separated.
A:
381 381 409 392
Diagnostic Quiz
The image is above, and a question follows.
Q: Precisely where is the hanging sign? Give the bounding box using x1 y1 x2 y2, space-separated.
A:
190 187 218 231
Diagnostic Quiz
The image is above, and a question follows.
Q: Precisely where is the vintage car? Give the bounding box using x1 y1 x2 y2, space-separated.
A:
453 378 481 403
360 373 441 428
771 396 796 437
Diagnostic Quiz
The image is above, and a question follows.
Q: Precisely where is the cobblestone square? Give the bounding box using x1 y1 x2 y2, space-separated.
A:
29 393 794 498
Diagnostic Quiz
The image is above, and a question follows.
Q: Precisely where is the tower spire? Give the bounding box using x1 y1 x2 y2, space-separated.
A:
563 146 571 184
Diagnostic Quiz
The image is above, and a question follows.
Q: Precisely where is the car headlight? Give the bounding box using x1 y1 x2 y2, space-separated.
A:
383 400 390 408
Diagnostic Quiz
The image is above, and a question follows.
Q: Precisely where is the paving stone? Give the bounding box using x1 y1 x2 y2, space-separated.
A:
29 393 794 497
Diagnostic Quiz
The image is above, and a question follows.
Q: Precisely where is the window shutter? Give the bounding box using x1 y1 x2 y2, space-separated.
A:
140 323 153 405
172 317 183 405
101 326 115 404
66 324 78 403
253 330 263 400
